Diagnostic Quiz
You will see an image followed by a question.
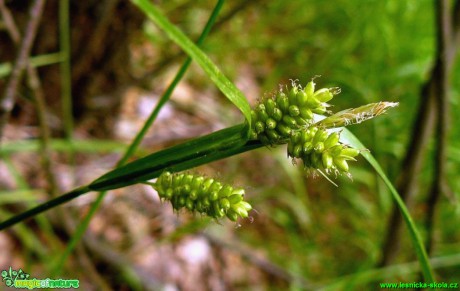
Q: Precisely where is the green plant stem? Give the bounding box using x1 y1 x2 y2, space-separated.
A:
59 0 77 185
0 185 91 230
53 0 228 274
0 137 262 231
0 52 63 78
0 139 137 154
28 67 60 197
89 124 249 191
0 209 48 258
1 150 29 191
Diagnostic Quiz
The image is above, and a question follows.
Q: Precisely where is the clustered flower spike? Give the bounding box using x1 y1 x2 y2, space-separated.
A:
250 78 398 178
288 126 360 176
153 171 252 221
250 79 340 144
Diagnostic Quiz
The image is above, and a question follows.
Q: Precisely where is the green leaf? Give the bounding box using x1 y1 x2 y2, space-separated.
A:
0 139 135 154
0 131 262 230
340 128 435 282
131 0 252 126
0 53 63 79
89 124 262 191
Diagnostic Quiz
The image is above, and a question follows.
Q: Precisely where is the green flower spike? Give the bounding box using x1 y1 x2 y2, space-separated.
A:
153 172 252 221
250 79 398 181
250 79 340 144
287 125 360 177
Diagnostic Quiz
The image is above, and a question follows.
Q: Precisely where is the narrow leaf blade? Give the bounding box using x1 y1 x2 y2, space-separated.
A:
89 124 253 191
340 128 435 282
131 0 252 125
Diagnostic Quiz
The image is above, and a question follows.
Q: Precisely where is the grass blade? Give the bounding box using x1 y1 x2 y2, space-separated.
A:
0 139 135 154
89 124 251 191
340 128 435 282
131 0 252 126
0 134 262 230
0 185 91 230
0 52 62 78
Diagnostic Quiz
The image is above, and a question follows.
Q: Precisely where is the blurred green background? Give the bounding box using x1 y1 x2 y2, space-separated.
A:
1 0 459 290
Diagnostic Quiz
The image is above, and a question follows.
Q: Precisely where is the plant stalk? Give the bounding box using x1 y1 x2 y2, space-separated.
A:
0 185 91 231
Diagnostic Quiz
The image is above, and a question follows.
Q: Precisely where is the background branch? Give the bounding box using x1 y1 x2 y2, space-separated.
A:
379 0 459 267
0 0 45 140
424 0 454 255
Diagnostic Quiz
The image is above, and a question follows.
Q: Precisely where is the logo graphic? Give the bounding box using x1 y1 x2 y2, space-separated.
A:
1 267 79 289
2 267 30 287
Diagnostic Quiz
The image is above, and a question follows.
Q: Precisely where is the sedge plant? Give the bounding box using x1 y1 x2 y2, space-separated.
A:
0 0 435 283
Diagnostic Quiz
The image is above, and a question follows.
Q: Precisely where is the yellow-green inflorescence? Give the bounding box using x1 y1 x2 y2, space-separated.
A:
287 127 360 176
153 171 252 221
250 79 365 177
250 79 339 144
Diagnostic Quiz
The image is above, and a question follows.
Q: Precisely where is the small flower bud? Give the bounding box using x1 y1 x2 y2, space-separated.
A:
235 207 249 218
288 86 299 105
220 198 231 210
293 144 302 157
219 185 233 198
228 194 243 204
276 123 292 137
334 157 349 172
294 116 308 126
296 91 309 106
329 145 343 156
226 209 239 221
232 188 245 196
288 105 300 117
340 147 360 158
273 108 283 121
304 80 315 96
282 115 297 128
324 132 340 149
255 121 265 134
306 96 321 108
300 108 314 120
312 106 327 115
312 129 327 144
256 107 269 122
266 118 277 129
238 201 252 211
276 92 289 112
266 129 280 141
303 142 314 154
313 88 334 102
314 142 324 153
264 98 276 116
322 152 333 169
